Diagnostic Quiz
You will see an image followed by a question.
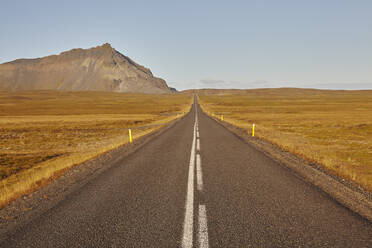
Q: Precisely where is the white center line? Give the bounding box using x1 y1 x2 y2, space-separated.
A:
182 113 197 248
183 100 210 248
196 154 203 191
198 204 209 248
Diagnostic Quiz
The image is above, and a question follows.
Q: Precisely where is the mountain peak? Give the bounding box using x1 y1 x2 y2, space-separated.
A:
98 43 113 50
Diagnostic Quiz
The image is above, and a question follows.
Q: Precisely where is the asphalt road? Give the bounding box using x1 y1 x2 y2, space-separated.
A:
1 100 371 247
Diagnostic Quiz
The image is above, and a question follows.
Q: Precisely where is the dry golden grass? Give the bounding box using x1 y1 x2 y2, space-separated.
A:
198 88 372 191
0 91 192 207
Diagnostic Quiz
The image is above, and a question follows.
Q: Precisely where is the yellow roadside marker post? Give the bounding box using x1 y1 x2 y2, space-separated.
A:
252 124 255 137
221 115 224 121
128 129 133 143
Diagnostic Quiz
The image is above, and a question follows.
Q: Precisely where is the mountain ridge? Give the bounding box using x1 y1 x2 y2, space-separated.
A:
0 43 171 93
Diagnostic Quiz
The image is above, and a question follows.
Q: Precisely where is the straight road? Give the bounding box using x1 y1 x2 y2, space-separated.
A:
1 99 371 247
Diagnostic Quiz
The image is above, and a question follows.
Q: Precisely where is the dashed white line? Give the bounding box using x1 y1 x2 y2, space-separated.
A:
196 154 203 191
198 204 209 248
197 138 200 151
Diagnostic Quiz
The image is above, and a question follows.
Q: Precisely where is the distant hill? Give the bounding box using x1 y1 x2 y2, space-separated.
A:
181 87 371 95
169 87 178 93
0 43 171 94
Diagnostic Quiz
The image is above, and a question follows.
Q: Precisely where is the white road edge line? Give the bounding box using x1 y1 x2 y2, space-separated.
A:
182 113 197 248
196 154 203 191
198 204 209 248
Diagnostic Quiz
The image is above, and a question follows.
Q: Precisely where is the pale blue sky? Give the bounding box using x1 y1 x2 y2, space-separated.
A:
1 0 371 90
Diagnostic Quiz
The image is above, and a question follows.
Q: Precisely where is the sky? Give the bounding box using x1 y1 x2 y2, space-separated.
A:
1 0 371 90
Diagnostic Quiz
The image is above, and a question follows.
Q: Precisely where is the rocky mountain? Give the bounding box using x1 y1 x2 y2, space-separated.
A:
0 43 171 93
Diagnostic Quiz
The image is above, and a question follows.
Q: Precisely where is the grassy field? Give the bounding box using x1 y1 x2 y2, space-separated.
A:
198 88 372 191
0 91 192 207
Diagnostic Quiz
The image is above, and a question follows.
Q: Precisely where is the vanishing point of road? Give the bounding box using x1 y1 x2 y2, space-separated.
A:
1 98 371 247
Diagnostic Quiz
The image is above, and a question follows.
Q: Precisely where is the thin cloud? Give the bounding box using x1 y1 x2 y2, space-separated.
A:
200 79 227 86
199 79 271 89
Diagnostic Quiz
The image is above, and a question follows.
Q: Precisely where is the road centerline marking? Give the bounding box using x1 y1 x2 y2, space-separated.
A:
182 101 209 248
196 154 203 191
198 204 209 248
182 110 197 248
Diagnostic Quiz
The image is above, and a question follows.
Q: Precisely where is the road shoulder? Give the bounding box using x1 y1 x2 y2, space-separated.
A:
204 111 372 222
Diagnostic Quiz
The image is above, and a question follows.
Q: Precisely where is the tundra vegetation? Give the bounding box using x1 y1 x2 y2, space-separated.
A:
198 88 372 191
0 91 192 207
